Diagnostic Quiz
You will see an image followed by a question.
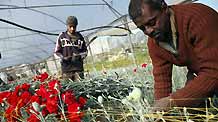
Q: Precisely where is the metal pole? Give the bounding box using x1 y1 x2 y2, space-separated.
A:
123 16 137 67
85 36 97 72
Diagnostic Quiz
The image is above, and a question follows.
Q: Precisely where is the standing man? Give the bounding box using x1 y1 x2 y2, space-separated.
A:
54 16 87 81
129 0 218 111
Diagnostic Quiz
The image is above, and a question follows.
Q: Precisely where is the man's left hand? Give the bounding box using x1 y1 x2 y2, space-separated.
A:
80 52 87 59
152 96 172 112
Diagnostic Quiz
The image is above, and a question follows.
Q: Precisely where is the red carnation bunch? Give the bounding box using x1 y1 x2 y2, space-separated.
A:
0 72 87 122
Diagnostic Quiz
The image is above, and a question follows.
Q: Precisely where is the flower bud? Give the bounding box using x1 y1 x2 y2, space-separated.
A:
98 96 104 104
32 102 41 112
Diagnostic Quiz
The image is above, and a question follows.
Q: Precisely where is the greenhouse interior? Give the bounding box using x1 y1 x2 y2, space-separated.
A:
0 0 218 122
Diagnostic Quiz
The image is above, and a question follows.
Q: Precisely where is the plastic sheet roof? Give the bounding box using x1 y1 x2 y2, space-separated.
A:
0 0 201 69
0 0 128 69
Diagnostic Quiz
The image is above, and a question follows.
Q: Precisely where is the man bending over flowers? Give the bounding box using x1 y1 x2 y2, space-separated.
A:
129 0 218 111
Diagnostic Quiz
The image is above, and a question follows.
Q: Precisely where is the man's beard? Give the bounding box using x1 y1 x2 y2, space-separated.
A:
151 30 171 44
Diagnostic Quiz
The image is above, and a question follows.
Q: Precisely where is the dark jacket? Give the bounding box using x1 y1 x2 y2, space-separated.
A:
55 31 87 72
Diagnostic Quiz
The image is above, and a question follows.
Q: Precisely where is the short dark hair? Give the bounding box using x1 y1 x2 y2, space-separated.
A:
128 0 166 21
128 0 142 21
66 16 78 26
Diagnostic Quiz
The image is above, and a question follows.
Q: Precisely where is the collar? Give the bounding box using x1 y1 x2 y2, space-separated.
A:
158 8 179 56
67 31 78 40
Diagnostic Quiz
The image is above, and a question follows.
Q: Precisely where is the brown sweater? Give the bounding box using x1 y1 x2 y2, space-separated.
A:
148 3 218 107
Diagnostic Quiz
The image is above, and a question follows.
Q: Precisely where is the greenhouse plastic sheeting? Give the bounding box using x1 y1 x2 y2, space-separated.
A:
0 0 195 69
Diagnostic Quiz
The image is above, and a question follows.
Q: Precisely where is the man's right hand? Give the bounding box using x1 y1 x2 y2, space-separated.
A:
62 56 71 60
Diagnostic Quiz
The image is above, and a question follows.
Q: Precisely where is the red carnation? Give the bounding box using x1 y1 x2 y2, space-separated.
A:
19 91 31 107
7 91 20 106
30 95 41 104
21 83 30 91
61 90 76 105
0 91 11 103
36 72 49 82
5 106 21 121
46 96 58 114
27 114 40 122
141 63 147 68
68 103 82 122
48 80 61 93
78 97 87 107
36 85 49 99
133 68 137 73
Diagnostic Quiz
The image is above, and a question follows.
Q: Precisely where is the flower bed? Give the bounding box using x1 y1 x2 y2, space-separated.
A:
1 64 218 122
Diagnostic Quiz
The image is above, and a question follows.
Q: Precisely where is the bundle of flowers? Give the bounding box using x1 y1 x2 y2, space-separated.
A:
0 72 87 122
57 64 155 122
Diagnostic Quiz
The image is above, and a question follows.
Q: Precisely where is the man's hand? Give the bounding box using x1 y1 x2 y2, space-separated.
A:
152 96 172 112
81 52 87 60
72 52 87 60
63 56 71 60
60 55 71 60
